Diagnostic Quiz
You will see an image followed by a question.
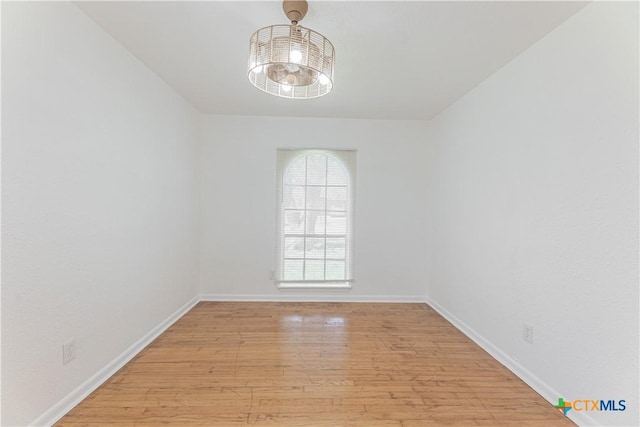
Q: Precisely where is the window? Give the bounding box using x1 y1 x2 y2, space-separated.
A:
276 149 355 289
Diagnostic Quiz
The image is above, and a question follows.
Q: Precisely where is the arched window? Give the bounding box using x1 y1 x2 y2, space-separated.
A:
276 149 355 288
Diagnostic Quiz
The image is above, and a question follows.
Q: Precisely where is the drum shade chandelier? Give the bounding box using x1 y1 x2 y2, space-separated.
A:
247 0 335 99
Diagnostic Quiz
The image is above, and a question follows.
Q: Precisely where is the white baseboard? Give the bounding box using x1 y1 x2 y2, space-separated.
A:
425 296 597 427
29 294 425 426
30 296 200 427
200 293 427 303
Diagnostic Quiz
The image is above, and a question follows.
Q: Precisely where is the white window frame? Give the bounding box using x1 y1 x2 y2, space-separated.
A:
275 149 356 290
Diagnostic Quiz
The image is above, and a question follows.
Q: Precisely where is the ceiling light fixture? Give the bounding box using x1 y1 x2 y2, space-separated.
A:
248 0 335 99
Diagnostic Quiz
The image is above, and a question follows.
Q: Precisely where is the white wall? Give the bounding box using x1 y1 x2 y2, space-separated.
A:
199 115 431 300
427 2 638 426
2 3 200 425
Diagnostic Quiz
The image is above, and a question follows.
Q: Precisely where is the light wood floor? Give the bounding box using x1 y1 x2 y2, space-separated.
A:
56 302 574 426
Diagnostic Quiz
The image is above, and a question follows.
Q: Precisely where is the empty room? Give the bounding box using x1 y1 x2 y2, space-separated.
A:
2 1 638 426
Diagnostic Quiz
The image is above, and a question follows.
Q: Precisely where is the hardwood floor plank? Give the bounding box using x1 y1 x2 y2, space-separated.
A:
55 302 574 426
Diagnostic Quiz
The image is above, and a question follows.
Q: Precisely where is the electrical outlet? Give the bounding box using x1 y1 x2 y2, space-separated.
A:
522 324 533 344
62 339 76 365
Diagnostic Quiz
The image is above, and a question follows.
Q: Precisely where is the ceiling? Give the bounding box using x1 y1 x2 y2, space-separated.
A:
76 1 587 120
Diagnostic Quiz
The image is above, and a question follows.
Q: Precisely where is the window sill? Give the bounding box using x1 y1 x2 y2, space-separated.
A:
277 282 352 291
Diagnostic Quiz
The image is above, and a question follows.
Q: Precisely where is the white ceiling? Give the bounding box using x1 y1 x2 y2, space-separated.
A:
76 1 587 120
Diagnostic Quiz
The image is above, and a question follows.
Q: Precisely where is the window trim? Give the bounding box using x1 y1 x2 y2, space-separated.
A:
275 149 356 290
